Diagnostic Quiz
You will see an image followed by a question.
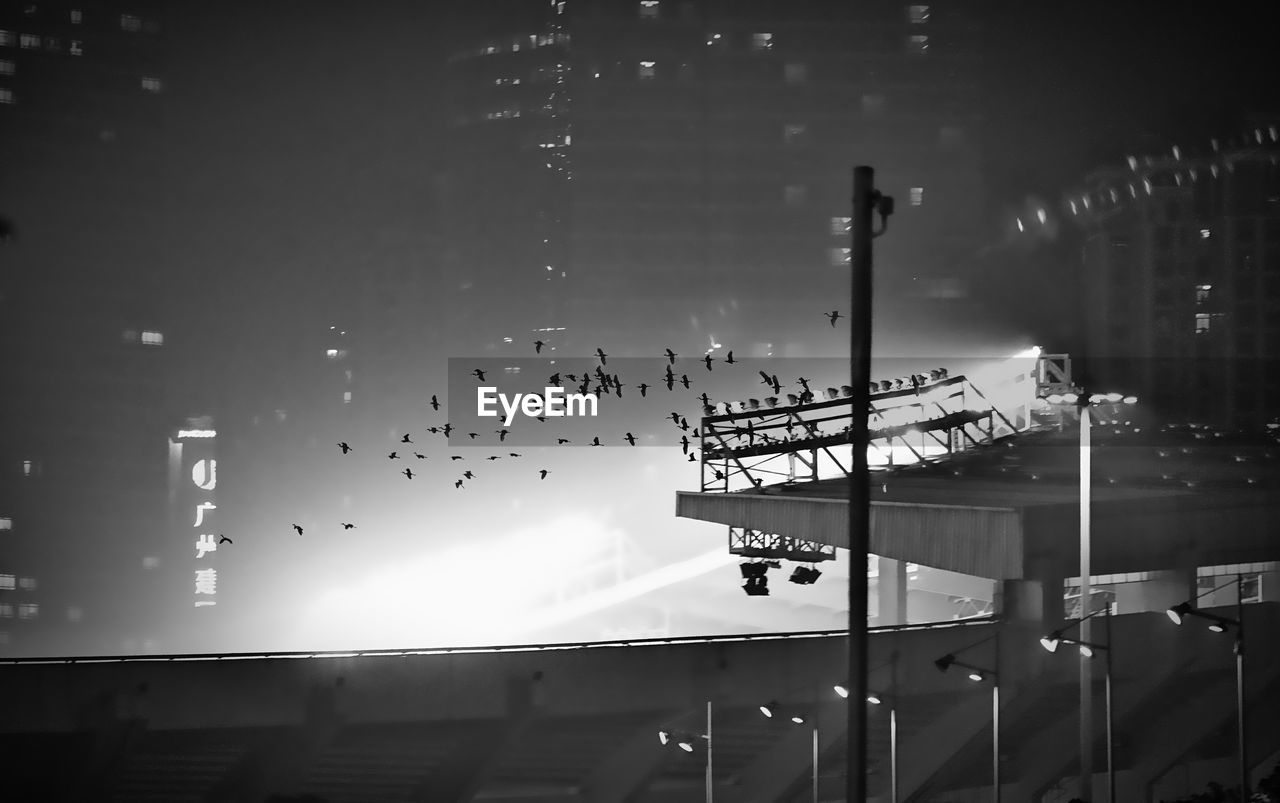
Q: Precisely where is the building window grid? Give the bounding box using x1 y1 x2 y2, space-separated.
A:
0 59 13 75
0 88 13 105
0 30 14 47
909 187 924 206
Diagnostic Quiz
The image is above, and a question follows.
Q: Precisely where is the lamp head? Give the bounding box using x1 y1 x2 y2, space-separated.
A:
759 700 777 718
866 692 882 705
833 684 849 699
934 654 956 673
967 670 985 682
658 730 671 745
1167 602 1193 625
678 740 694 752
1040 633 1062 653
1078 644 1094 658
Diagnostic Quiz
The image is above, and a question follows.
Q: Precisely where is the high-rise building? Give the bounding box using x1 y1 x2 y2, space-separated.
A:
1074 123 1280 428
439 0 987 359
0 2 173 655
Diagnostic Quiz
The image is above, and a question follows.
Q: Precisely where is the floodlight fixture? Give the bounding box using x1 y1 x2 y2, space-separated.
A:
866 692 882 705
760 700 777 718
833 684 849 698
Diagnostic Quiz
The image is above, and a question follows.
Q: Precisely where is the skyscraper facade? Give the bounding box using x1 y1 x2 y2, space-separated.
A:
1075 124 1280 428
0 2 173 655
439 0 987 360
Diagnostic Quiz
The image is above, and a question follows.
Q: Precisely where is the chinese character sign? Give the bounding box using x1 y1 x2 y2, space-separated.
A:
172 431 221 610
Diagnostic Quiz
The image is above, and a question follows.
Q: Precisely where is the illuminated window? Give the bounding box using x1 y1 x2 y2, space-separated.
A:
0 31 13 47
639 0 660 18
342 391 352 404
909 187 924 206
18 603 38 619
638 60 656 79
141 76 163 93
752 33 774 51
70 40 82 55
142 556 159 569
494 77 521 86
783 62 807 84
21 460 35 477
831 216 851 235
0 517 11 530
71 9 82 24
19 33 39 49
18 577 35 591
783 123 807 145
784 184 807 206
0 88 12 105
861 94 886 117
1195 284 1212 304
907 34 929 55
1194 313 1212 334
830 247 851 266
1200 228 1212 239
504 366 522 375
141 330 163 346
121 14 141 32
0 604 11 618
0 60 13 75
908 4 930 23
0 574 14 590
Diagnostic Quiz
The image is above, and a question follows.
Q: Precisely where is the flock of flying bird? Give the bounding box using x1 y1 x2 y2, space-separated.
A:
276 310 849 539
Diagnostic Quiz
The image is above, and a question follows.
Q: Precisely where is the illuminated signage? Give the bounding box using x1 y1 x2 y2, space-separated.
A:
171 423 221 609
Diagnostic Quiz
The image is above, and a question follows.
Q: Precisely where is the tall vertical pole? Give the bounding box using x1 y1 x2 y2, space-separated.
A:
992 679 1001 803
1236 574 1248 802
890 705 899 803
1105 607 1115 803
812 726 819 803
705 699 713 803
847 165 876 803
1079 400 1093 801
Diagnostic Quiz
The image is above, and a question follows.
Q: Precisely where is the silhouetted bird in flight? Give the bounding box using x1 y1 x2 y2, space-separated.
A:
403 468 415 479
388 451 399 459
680 374 691 389
624 432 637 446
455 479 464 489
534 340 545 353
539 469 550 479
679 416 689 431
473 368 487 381
557 438 571 444
218 534 233 545
430 395 440 411
427 426 440 434
687 453 697 462
664 348 677 364
638 382 650 397
509 452 522 457
442 424 454 437
338 442 353 454
341 523 355 530
664 367 676 391
714 469 725 481
699 392 711 407
591 436 602 446
797 377 812 394
691 428 700 437
293 524 304 536
401 433 413 444
414 452 426 459
549 373 560 386
826 310 842 326
703 354 714 370
463 470 476 480
450 455 464 461
486 455 501 461
496 429 509 442
680 435 691 454
468 432 479 439
595 347 607 365
724 351 736 364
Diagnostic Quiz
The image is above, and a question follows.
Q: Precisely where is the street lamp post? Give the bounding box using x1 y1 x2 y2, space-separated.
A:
657 701 714 803
935 635 1001 803
1167 575 1248 800
1041 606 1115 803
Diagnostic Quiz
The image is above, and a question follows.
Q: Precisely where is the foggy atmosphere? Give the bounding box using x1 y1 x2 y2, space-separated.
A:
2 1 1279 801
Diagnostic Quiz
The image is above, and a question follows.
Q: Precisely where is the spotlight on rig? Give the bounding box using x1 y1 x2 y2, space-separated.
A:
789 565 822 585
764 397 778 408
741 561 770 596
841 385 854 397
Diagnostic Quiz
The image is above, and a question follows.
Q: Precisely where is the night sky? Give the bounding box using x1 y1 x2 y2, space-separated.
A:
2 0 1277 656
